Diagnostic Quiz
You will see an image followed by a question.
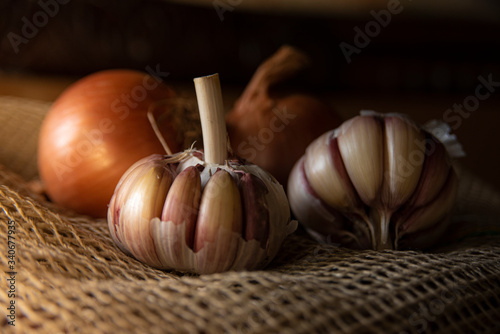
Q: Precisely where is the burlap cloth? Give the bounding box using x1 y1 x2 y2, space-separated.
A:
1 95 500 333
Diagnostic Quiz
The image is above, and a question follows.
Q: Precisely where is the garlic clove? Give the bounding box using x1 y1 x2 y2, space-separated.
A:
289 156 371 249
108 155 171 255
396 168 459 237
304 131 364 214
289 157 345 234
161 166 202 249
247 165 296 262
193 168 245 273
194 169 243 264
403 134 451 209
238 172 270 248
113 159 175 267
381 115 425 210
368 115 426 250
337 116 384 206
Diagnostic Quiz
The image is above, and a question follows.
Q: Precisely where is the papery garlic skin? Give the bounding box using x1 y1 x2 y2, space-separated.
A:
108 151 296 274
288 112 461 251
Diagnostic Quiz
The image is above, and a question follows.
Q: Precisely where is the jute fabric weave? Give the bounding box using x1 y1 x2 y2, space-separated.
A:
1 96 499 333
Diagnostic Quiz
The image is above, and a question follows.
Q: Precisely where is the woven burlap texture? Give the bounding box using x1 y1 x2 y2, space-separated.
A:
1 96 500 334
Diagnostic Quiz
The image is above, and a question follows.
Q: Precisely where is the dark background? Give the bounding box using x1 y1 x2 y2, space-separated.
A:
2 0 500 90
1 0 499 189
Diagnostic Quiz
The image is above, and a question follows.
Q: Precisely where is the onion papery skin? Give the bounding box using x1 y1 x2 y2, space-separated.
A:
227 92 341 187
38 69 181 218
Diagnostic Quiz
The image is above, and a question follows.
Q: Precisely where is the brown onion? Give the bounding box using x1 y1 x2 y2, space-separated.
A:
226 45 342 186
38 69 186 218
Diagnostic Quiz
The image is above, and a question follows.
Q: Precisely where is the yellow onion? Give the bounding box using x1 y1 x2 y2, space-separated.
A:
37 69 198 217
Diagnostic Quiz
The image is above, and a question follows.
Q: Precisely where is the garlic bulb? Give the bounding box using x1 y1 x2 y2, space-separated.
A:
108 74 296 274
288 111 462 250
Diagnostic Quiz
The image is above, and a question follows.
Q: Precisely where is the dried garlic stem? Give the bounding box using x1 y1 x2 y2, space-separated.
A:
147 110 172 155
194 74 227 164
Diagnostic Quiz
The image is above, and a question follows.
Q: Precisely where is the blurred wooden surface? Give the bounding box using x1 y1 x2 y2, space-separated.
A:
0 72 498 191
0 72 76 102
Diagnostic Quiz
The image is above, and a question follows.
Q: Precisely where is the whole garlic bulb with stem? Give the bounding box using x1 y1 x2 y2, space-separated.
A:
288 111 463 251
108 74 296 274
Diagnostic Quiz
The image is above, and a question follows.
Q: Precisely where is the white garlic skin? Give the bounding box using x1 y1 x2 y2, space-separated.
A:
108 152 296 274
288 112 460 250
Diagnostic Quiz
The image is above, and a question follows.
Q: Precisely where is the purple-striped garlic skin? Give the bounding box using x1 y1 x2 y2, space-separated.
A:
288 112 459 250
108 151 296 274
